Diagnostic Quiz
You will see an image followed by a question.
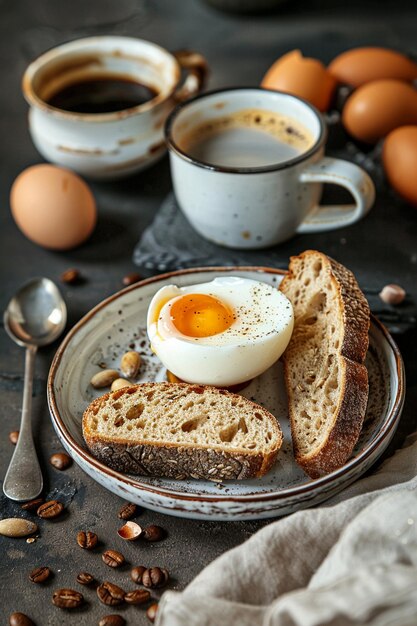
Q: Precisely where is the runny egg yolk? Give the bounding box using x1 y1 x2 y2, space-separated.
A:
169 294 234 338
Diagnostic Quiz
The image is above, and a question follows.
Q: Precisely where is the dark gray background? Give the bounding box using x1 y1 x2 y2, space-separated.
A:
1 0 417 623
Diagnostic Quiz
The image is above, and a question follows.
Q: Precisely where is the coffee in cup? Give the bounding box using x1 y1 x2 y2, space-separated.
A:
179 108 315 168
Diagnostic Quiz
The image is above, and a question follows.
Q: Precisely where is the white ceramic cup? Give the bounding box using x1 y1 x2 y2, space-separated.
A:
22 37 208 179
165 88 375 249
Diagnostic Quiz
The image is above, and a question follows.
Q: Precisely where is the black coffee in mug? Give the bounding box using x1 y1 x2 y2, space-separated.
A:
47 76 158 114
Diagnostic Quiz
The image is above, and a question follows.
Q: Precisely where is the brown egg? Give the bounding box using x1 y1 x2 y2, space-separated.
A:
10 164 96 250
342 79 417 144
261 50 336 112
383 126 417 206
329 47 417 87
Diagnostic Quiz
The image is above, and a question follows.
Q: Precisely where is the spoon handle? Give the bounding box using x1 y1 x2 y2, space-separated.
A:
3 345 43 501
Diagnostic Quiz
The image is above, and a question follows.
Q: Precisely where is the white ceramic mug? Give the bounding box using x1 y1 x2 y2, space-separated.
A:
22 37 208 179
165 88 375 249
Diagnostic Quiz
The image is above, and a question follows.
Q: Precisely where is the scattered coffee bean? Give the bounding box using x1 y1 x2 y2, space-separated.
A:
102 549 125 568
0 518 38 538
99 616 126 626
49 452 72 470
76 572 95 586
146 603 159 623
91 369 120 389
379 283 406 305
131 565 147 584
60 268 81 285
142 567 169 589
77 530 98 550
122 272 142 287
117 521 142 541
9 612 35 626
97 581 126 606
52 588 84 609
124 589 151 605
120 350 141 378
21 498 44 512
29 566 51 584
37 500 64 519
142 524 166 542
118 502 138 520
9 430 19 445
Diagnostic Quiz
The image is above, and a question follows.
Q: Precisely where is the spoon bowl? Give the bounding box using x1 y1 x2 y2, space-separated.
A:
3 277 67 501
4 277 67 348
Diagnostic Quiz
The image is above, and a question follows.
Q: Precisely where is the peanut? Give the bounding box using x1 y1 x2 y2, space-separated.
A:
90 369 120 389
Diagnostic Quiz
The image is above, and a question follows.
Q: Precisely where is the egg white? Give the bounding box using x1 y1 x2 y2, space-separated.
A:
147 277 293 386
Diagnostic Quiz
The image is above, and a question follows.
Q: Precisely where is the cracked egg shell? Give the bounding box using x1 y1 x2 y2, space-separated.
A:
261 50 336 112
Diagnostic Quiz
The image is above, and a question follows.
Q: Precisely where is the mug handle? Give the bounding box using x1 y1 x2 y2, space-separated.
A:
173 49 209 102
296 157 375 234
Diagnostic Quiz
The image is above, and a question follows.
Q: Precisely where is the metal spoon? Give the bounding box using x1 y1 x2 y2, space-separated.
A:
3 278 67 501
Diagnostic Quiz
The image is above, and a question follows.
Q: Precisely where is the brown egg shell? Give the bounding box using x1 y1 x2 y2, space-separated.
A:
10 164 96 250
261 49 336 112
342 79 417 144
328 47 417 87
383 125 417 206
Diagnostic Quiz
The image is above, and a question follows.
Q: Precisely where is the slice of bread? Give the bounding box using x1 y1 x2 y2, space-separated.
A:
279 250 370 478
83 382 283 480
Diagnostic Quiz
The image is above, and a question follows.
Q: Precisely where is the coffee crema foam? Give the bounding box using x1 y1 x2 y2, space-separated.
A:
179 108 315 168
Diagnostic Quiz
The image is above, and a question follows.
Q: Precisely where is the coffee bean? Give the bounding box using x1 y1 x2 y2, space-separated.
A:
102 549 125 568
21 498 44 512
9 613 35 626
37 500 64 519
122 272 142 287
77 530 98 550
97 581 125 606
29 566 51 583
9 613 34 626
142 524 166 542
50 453 72 470
146 603 159 623
60 268 81 285
9 430 19 445
142 567 169 589
118 502 137 520
130 565 146 584
124 589 151 605
99 616 126 626
76 572 95 586
52 588 84 609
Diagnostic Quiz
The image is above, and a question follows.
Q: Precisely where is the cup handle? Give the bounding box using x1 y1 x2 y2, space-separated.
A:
296 157 375 233
173 49 209 102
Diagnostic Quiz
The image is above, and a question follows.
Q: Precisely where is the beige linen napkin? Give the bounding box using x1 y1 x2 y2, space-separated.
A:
157 433 417 626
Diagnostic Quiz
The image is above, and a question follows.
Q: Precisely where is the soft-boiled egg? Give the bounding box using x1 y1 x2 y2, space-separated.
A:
147 277 294 387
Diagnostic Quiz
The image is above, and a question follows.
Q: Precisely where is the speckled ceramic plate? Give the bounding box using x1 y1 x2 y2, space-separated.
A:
48 267 405 521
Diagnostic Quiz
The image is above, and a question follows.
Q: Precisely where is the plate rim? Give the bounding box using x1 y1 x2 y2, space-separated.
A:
47 265 406 504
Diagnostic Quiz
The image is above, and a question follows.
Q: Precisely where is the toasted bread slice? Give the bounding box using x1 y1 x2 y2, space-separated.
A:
83 382 283 480
279 250 370 478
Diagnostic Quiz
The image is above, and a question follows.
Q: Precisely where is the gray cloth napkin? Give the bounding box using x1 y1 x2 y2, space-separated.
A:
157 433 417 625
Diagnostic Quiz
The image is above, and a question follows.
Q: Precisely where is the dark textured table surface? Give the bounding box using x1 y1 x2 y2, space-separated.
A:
1 0 417 623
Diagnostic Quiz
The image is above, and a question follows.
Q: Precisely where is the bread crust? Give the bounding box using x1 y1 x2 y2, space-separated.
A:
280 250 370 478
83 383 281 480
